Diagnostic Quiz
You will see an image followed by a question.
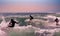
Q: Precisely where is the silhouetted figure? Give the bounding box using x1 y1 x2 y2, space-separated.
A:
8 19 18 28
55 18 59 25
30 15 34 20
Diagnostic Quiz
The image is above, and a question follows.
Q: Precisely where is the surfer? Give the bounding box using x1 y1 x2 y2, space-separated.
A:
55 18 59 25
30 15 34 20
27 15 34 25
8 19 19 28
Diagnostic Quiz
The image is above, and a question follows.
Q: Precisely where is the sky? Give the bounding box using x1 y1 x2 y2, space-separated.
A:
0 0 60 13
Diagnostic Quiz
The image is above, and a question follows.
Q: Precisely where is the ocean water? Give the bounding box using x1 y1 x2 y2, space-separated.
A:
0 13 60 36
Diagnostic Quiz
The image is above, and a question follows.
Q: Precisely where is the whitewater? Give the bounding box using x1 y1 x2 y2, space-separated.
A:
0 16 60 36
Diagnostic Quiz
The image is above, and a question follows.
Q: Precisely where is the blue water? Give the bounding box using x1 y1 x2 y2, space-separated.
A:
0 13 55 16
